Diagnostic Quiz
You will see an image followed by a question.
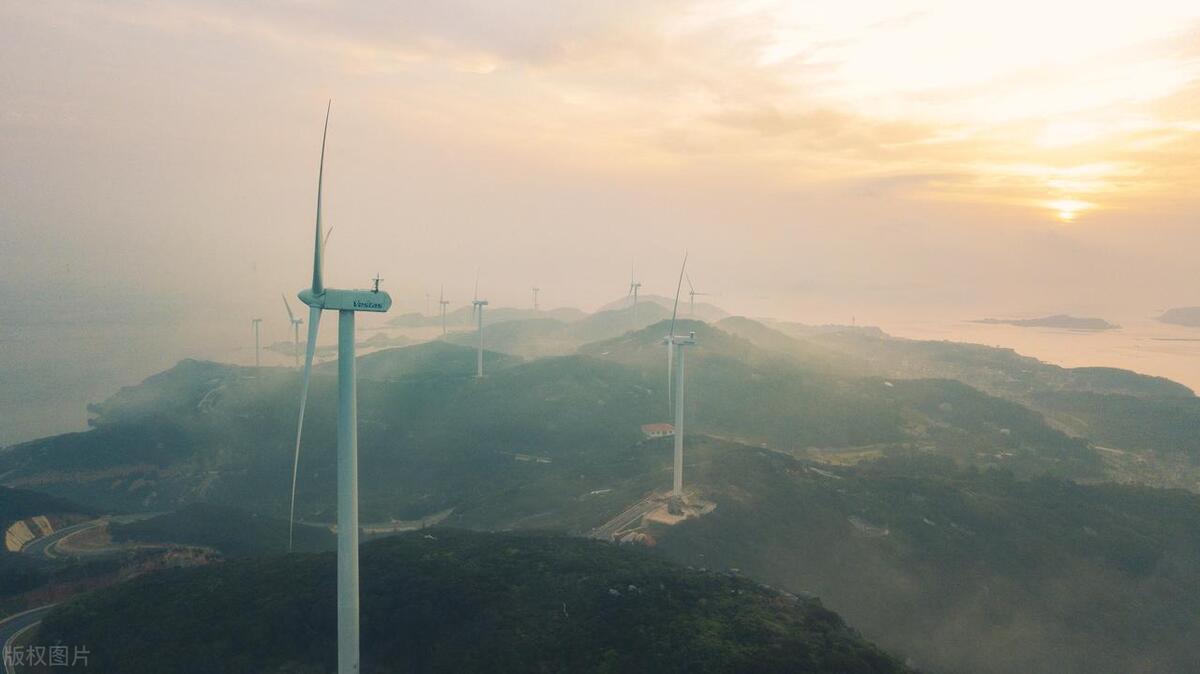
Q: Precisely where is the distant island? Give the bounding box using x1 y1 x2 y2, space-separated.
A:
1157 306 1200 327
973 314 1119 330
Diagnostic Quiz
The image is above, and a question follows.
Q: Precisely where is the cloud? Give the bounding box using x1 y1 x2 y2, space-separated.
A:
3 0 1200 331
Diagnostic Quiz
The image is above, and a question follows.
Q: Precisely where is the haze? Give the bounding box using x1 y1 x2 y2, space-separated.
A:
2 1 1199 442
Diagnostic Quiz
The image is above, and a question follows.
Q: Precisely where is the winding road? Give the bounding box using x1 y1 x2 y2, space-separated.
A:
0 604 57 674
0 512 164 671
20 521 101 560
22 513 160 560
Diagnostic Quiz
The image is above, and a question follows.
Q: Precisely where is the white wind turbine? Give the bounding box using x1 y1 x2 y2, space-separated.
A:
628 262 642 323
664 254 695 499
282 294 304 368
287 102 391 674
532 285 540 311
438 285 450 336
471 274 488 377
685 272 712 316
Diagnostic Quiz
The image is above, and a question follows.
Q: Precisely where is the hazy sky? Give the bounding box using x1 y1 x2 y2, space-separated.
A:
2 1 1199 325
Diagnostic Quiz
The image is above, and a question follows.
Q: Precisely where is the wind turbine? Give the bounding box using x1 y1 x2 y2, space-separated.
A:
251 318 263 372
664 254 695 500
438 285 450 336
685 272 711 316
532 286 540 311
282 294 304 368
287 102 391 674
628 262 642 323
471 273 488 377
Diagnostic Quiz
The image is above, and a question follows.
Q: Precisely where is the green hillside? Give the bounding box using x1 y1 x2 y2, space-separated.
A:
444 317 579 358
0 485 92 528
725 317 1200 475
0 321 1106 520
320 341 521 381
647 437 1200 674
443 304 677 359
37 530 913 674
8 320 1200 673
111 503 335 556
1031 390 1200 458
583 320 1099 477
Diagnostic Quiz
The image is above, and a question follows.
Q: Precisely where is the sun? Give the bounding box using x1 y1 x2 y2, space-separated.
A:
1046 199 1093 223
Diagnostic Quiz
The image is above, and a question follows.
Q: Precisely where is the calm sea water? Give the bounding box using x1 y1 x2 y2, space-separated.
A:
880 314 1200 394
0 305 391 448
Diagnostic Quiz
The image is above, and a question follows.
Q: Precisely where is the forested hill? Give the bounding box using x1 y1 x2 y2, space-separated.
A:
37 530 915 674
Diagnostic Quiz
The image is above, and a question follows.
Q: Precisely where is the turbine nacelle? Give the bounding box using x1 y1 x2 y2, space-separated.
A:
299 288 393 313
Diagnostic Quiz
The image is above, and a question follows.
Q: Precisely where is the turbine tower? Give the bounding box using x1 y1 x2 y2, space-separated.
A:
251 318 263 372
664 254 695 499
438 285 450 336
472 275 488 377
532 286 540 311
282 294 304 368
685 272 710 316
288 102 391 674
628 263 642 323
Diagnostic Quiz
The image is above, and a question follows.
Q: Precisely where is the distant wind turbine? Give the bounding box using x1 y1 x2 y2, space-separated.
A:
685 272 711 316
251 318 263 373
287 102 392 674
438 285 450 336
282 294 304 368
472 273 488 377
628 262 642 323
664 254 695 499
532 285 540 311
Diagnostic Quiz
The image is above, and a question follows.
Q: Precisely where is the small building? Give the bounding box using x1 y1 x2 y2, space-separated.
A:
640 423 675 438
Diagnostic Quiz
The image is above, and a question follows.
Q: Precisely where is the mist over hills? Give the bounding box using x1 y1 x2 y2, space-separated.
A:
318 341 522 381
737 319 1200 483
443 303 674 358
2 318 1114 517
6 306 1200 672
597 293 730 323
387 305 588 329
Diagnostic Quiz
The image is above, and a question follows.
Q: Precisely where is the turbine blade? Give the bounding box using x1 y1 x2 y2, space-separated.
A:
669 252 688 337
288 305 322 552
312 101 331 295
282 293 296 322
685 272 695 294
